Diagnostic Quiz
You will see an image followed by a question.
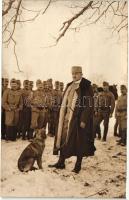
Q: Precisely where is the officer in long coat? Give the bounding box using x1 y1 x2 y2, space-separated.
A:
49 66 96 173
2 79 23 141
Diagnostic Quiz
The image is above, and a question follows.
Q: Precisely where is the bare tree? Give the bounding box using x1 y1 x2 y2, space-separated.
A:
2 0 52 72
2 0 128 71
55 0 128 44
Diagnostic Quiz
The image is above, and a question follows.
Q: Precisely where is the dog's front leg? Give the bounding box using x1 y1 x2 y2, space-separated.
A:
37 156 43 169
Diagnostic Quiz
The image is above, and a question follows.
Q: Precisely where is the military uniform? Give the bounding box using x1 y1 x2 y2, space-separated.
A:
2 79 23 141
16 80 23 138
59 82 64 94
115 85 127 145
21 80 33 140
31 82 51 129
92 84 101 139
1 78 9 139
94 82 115 141
48 81 62 136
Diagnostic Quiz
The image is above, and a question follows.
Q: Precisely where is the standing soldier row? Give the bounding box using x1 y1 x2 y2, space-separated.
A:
1 78 64 141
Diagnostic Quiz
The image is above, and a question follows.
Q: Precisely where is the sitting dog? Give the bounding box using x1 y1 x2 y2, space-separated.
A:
18 128 46 172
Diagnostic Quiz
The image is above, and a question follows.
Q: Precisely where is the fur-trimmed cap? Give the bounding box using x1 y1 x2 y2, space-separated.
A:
71 66 82 73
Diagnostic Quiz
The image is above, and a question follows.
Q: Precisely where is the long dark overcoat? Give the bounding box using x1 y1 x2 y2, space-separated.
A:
53 78 96 158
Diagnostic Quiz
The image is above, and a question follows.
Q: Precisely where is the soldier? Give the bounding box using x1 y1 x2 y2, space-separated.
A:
1 78 9 139
16 79 23 138
49 66 96 173
21 80 33 140
92 84 101 140
29 81 34 91
59 82 64 93
94 81 115 141
115 85 127 146
2 79 23 141
48 81 62 137
17 80 21 90
47 79 54 136
30 81 51 130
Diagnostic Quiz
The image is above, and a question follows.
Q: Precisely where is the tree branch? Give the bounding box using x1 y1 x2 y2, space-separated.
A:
56 1 93 43
2 0 15 16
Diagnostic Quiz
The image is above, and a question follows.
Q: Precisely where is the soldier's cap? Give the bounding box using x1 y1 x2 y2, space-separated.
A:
71 66 82 73
4 78 9 82
10 78 17 83
29 81 34 85
55 81 59 85
24 80 29 84
43 81 47 84
120 85 127 90
60 82 64 85
103 81 109 86
47 78 52 82
92 83 98 88
36 79 42 84
17 80 21 84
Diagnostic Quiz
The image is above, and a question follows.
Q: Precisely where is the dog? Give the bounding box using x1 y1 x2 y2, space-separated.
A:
18 128 46 172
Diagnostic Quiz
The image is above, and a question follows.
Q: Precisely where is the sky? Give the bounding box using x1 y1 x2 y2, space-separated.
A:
2 0 128 88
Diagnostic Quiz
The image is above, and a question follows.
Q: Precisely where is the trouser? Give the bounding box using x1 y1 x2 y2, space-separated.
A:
48 110 59 136
121 129 127 145
1 109 6 139
31 109 49 129
114 118 121 137
21 107 32 139
117 115 127 145
94 111 110 140
6 126 17 141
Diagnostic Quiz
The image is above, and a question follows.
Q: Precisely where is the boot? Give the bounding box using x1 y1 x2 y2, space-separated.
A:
48 156 65 169
72 156 82 174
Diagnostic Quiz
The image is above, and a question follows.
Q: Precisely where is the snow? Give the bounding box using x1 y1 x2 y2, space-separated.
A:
1 133 126 198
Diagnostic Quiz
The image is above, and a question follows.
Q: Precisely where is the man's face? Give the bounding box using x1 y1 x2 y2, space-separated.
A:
121 88 127 95
24 84 29 90
4 81 8 88
55 84 59 90
103 85 109 92
11 83 17 90
72 72 82 82
37 83 43 90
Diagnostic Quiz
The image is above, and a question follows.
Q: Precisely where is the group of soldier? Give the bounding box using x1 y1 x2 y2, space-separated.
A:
1 77 127 146
2 78 64 141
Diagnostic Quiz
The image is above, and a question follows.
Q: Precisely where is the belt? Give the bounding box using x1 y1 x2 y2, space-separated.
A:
37 107 48 110
117 108 127 112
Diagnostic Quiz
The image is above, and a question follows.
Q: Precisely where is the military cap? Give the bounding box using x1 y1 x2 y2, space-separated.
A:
92 83 98 88
47 78 52 83
71 66 82 73
4 78 9 82
55 81 60 85
29 81 33 85
60 82 64 86
23 80 29 84
120 85 127 90
10 78 16 83
103 81 109 86
43 81 47 84
36 79 42 85
17 79 21 84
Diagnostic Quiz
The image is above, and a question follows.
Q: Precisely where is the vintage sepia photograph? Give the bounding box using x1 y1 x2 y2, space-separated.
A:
1 0 128 198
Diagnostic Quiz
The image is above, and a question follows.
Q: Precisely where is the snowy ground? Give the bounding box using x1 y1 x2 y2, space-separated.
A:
1 131 126 198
